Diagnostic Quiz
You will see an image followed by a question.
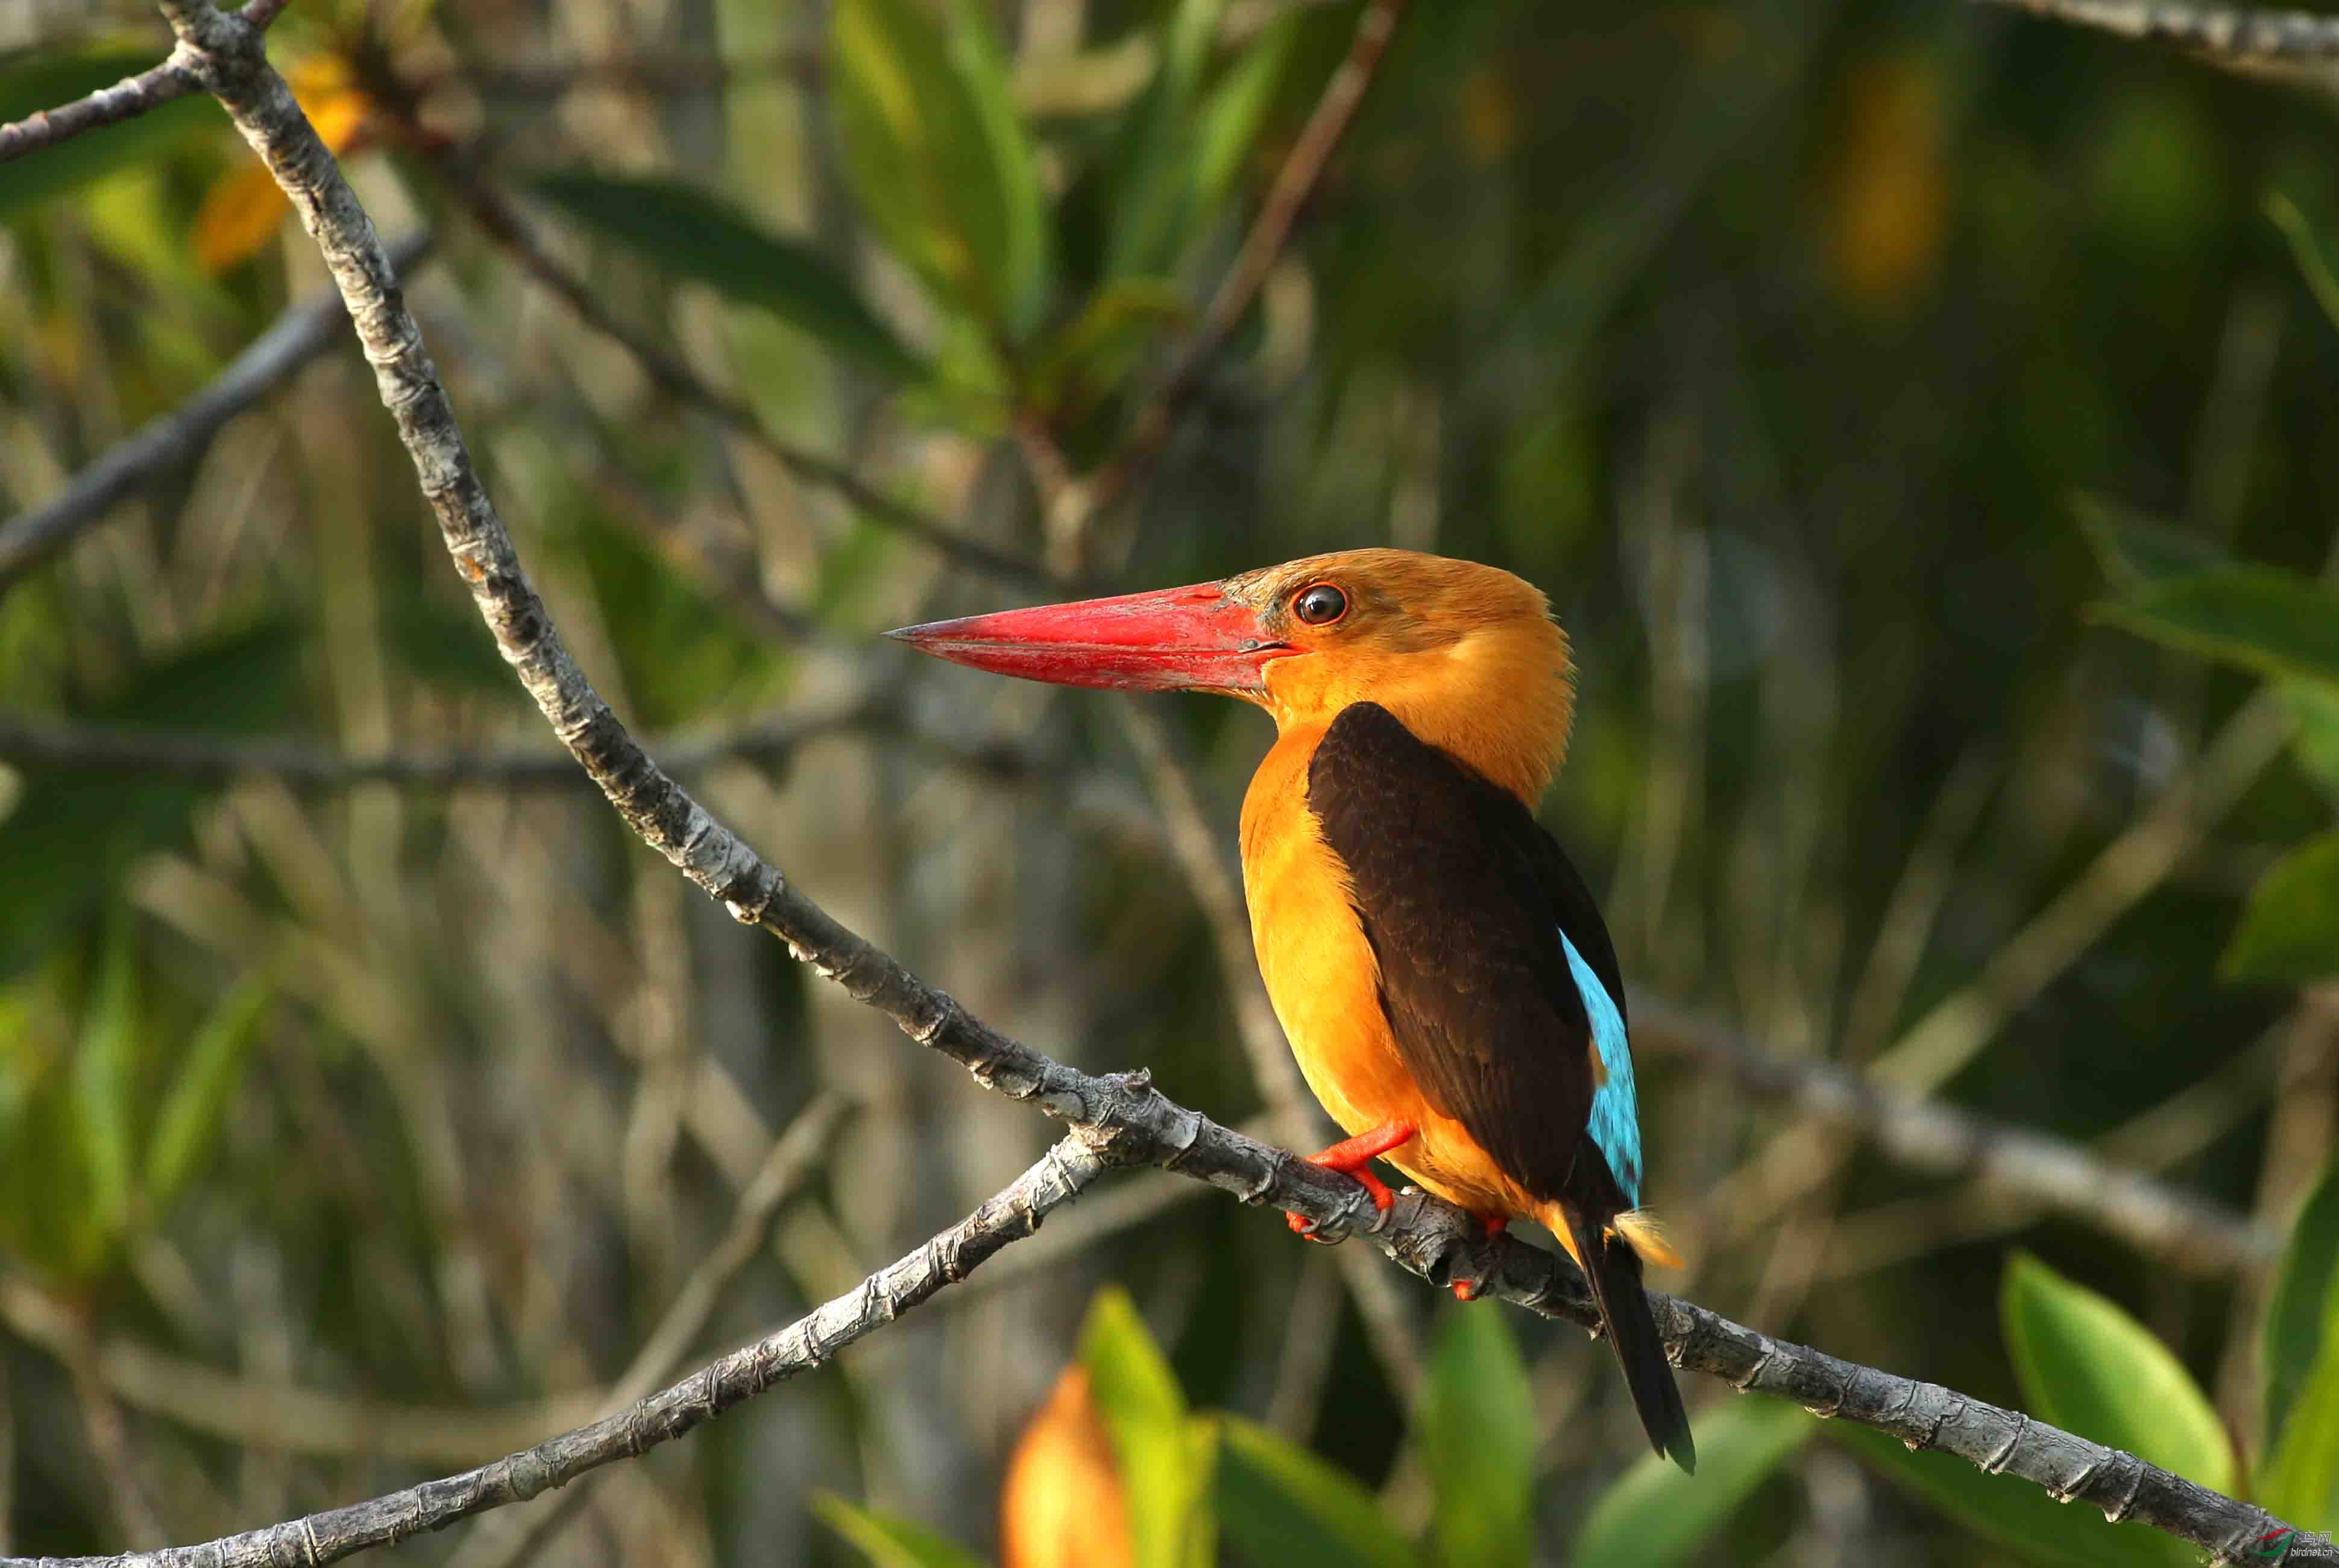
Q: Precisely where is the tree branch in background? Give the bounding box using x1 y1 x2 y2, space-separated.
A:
0 702 877 790
8 4 2306 1564
1637 997 2280 1274
0 232 436 597
1980 0 2339 90
17 1134 1108 1568
0 47 200 166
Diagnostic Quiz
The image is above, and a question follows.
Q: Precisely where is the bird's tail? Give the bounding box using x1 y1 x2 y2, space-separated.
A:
1555 1203 1696 1473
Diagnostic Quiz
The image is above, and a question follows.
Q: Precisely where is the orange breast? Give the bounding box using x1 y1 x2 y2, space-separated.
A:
1239 727 1541 1223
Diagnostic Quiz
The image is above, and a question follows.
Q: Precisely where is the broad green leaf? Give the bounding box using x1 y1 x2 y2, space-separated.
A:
1572 1399 1813 1568
0 618 303 978
2091 564 2339 698
1104 0 1224 281
810 1494 986 1568
943 4 1049 336
2224 833 2339 984
830 0 1051 336
2288 684 2339 801
1081 1287 1215 1568
529 172 925 380
143 975 272 1212
71 920 140 1249
2261 1326 2339 1532
1420 1304 1534 1568
0 49 228 223
2073 494 2220 588
2268 193 2339 337
2003 1253 2234 1497
1192 15 1298 219
1834 1423 2178 1568
2267 1162 2339 1453
1214 1415 1420 1568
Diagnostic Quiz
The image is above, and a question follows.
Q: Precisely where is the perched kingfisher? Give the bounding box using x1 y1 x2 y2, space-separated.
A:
892 549 1694 1469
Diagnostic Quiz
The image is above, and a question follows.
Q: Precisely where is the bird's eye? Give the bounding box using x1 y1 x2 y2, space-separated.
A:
1292 583 1347 626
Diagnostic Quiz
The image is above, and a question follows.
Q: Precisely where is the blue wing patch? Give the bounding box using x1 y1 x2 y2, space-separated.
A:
1560 930 1641 1204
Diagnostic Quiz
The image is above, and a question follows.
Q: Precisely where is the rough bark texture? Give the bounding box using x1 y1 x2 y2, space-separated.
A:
1 5 2319 1566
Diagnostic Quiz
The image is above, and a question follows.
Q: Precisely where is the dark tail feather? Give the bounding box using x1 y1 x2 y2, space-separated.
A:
1560 1205 1696 1473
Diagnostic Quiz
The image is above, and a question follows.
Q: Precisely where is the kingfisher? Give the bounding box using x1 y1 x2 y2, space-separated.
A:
892 549 1694 1469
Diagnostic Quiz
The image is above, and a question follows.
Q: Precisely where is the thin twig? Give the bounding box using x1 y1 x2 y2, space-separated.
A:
94 8 2326 1562
388 130 1050 589
0 46 198 166
0 232 436 597
16 1134 1107 1568
1637 998 2279 1274
0 703 875 790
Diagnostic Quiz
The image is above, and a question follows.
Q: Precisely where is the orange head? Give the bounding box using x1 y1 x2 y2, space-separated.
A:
890 548 1574 804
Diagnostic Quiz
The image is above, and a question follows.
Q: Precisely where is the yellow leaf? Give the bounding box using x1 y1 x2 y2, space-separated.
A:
1820 54 1948 312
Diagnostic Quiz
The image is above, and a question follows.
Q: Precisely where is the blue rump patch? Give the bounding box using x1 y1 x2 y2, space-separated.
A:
1560 931 1641 1204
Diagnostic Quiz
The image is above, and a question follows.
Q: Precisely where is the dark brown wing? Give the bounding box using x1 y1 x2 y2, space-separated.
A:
1305 701 1613 1208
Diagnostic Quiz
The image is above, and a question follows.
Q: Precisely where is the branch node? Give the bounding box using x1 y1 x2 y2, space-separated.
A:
2103 1449 2147 1524
1984 1412 2027 1473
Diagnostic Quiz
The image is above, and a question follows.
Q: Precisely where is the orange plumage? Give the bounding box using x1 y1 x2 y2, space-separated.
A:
895 548 1694 1469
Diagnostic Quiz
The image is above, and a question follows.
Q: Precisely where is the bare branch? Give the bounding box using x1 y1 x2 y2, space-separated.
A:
0 46 198 166
1638 998 2280 1275
13 1134 1106 1568
75 8 2319 1563
0 231 436 598
1980 0 2339 90
0 702 878 790
0 0 288 165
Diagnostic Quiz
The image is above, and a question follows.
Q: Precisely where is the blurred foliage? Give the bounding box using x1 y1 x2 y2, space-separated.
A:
7 0 2339 1562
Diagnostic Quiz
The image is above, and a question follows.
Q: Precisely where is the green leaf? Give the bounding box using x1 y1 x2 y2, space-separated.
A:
1081 1286 1216 1568
1104 0 1224 281
830 0 1051 337
2091 564 2339 697
810 1493 986 1568
1419 1303 1534 1568
1191 16 1298 219
2224 833 2339 985
1572 1399 1813 1568
2268 193 2339 338
1214 1415 1420 1568
2267 1162 2339 1453
1833 1423 2179 1568
2003 1253 2234 1497
2261 1327 2339 1532
2288 684 2339 802
2073 494 2221 588
0 49 229 224
529 172 926 380
143 975 272 1212
71 919 140 1249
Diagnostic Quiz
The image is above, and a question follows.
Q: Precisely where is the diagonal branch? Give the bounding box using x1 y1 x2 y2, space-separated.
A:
14 1133 1107 1568
59 7 2319 1564
1980 0 2339 90
0 231 436 598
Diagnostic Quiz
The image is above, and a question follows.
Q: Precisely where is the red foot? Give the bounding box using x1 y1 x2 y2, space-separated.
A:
1282 1122 1416 1236
1451 1214 1509 1300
